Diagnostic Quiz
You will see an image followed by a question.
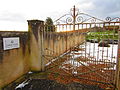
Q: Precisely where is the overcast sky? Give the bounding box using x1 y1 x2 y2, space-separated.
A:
0 0 120 31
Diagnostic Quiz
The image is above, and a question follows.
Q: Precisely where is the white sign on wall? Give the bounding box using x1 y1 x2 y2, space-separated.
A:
3 37 20 50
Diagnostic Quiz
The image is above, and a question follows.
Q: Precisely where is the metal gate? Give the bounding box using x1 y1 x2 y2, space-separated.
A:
44 6 120 89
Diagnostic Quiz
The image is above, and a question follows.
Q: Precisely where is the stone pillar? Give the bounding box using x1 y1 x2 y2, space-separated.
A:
27 20 45 71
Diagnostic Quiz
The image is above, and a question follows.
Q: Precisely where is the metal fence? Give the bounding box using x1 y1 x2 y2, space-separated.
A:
43 6 120 89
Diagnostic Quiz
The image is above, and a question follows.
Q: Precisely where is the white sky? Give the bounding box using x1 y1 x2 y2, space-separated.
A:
0 0 120 31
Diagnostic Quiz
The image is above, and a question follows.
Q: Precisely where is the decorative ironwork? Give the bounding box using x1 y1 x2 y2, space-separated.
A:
106 17 111 22
90 18 96 23
54 5 120 32
66 17 73 24
44 6 120 89
76 16 83 23
105 17 120 22
54 5 106 31
115 17 120 22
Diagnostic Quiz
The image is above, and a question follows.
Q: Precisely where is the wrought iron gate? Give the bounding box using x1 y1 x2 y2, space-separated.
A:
43 6 120 89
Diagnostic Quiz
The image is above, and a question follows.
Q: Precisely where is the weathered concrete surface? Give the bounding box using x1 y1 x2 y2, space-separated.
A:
0 20 86 88
0 31 30 88
28 20 86 71
44 32 86 64
28 20 45 71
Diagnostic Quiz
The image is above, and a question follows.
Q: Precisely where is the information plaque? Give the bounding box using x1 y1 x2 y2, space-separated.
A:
3 37 20 50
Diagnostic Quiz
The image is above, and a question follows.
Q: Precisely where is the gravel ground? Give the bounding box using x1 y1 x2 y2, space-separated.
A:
14 79 104 90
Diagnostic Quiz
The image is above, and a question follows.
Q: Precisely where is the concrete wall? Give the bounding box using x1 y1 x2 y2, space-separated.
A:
43 32 85 64
28 20 86 71
0 20 86 88
28 20 45 71
0 31 30 87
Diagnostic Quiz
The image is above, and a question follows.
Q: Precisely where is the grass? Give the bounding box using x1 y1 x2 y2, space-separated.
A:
86 30 118 41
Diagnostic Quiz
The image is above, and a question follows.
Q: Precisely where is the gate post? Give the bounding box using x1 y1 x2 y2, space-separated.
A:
73 5 76 31
115 27 120 89
27 20 45 71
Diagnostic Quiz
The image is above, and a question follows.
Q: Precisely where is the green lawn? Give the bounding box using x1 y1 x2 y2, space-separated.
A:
86 31 118 41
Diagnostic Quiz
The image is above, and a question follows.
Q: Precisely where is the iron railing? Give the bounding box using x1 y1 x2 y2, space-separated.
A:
43 6 120 89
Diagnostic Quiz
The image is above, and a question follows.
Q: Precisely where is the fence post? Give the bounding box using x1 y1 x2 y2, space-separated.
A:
27 20 45 71
39 21 45 71
115 27 120 89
